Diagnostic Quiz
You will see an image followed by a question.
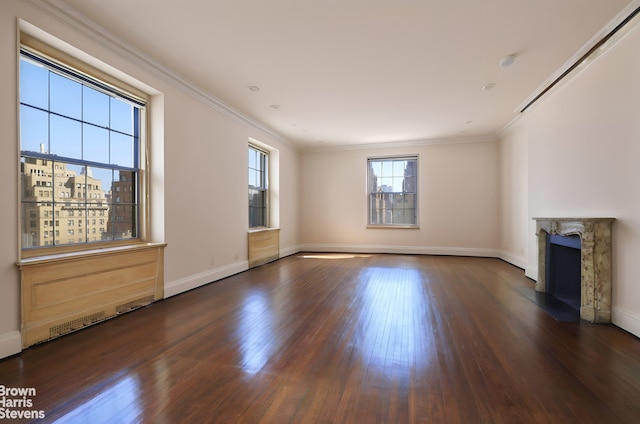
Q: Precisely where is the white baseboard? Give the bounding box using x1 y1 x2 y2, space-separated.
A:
299 243 500 258
164 260 249 298
280 245 302 258
498 251 528 269
612 307 640 339
0 331 22 360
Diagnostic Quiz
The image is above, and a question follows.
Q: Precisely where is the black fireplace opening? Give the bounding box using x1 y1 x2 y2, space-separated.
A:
546 234 581 311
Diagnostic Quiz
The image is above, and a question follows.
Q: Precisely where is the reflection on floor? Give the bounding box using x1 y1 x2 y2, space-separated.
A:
517 287 581 322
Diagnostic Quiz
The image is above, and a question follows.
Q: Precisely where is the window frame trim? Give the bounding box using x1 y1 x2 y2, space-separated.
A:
18 33 152 259
366 154 419 229
248 144 269 229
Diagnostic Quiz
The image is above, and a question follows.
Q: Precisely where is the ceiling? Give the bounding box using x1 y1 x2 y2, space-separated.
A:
54 0 635 149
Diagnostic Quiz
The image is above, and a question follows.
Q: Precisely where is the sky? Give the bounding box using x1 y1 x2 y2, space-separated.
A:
20 57 138 188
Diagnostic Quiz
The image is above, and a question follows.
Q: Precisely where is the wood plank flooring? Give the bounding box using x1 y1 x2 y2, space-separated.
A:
1 254 640 423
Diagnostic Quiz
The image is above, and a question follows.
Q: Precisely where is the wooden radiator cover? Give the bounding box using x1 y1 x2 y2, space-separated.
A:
248 228 280 268
18 243 165 348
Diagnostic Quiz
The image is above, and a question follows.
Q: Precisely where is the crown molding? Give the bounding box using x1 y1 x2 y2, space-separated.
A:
299 134 497 153
497 113 524 138
28 0 294 148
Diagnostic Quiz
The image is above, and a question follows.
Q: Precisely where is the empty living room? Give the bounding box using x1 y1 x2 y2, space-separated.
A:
2 0 640 423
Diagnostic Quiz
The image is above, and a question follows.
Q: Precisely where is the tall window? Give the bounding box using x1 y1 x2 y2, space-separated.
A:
368 156 418 227
248 146 268 228
19 45 146 252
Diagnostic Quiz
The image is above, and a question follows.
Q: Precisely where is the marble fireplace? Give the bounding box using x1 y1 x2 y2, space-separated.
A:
533 217 615 323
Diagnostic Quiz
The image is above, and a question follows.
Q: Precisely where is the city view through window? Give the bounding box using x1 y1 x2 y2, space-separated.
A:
368 157 418 226
19 51 142 249
248 146 268 228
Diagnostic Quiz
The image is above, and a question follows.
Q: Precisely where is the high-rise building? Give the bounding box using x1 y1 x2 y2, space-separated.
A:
20 156 110 248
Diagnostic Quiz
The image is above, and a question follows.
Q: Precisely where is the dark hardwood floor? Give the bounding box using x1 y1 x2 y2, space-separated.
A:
1 254 640 423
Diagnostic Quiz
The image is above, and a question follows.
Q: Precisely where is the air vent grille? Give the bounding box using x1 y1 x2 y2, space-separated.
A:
116 296 154 314
49 311 106 339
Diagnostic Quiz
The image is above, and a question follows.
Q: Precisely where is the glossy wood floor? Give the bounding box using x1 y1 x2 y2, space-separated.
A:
2 254 640 423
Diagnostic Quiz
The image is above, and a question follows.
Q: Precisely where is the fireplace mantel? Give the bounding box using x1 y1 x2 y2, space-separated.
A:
533 217 615 323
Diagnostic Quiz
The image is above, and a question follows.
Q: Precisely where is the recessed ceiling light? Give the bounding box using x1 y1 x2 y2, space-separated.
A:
483 82 496 91
499 54 516 68
270 104 280 109
247 85 260 92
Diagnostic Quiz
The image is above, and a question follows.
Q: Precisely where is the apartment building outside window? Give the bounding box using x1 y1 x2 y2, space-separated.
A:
367 156 418 227
248 145 268 228
19 40 148 254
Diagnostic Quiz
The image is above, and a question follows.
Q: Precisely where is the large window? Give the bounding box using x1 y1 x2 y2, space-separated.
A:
19 43 147 253
248 145 268 228
368 156 418 227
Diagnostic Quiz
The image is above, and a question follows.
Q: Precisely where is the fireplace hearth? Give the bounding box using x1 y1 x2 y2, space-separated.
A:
533 217 615 323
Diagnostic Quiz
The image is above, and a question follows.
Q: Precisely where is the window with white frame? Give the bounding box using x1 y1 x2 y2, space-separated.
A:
19 40 147 254
248 145 268 228
367 156 418 227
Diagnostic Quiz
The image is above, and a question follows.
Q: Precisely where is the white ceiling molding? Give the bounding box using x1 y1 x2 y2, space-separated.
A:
300 135 498 154
28 0 292 148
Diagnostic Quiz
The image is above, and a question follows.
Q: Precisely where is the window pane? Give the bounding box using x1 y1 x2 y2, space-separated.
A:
393 160 405 176
86 167 111 205
83 124 109 163
21 156 53 201
249 148 257 169
379 177 393 190
371 161 381 178
83 86 110 127
112 171 135 202
404 160 416 177
393 176 404 192
110 99 134 135
92 167 114 191
110 132 134 167
20 59 48 109
54 161 81 198
21 202 50 248
20 105 49 154
249 189 265 207
50 115 82 159
50 72 82 119
249 189 266 227
249 169 258 188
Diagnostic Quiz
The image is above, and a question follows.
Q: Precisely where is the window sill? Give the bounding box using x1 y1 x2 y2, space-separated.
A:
17 242 167 267
366 225 420 230
248 227 280 234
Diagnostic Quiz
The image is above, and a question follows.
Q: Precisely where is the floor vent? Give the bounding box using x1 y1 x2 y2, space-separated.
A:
49 311 106 339
116 296 154 314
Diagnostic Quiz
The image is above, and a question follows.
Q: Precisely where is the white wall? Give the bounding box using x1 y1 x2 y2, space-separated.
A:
0 0 22 359
300 140 500 255
0 0 300 357
498 121 529 269
499 19 640 337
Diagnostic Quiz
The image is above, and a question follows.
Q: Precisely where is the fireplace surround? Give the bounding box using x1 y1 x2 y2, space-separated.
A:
533 217 615 323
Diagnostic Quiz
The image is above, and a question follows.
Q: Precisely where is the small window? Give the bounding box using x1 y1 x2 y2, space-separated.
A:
248 145 268 228
367 156 418 227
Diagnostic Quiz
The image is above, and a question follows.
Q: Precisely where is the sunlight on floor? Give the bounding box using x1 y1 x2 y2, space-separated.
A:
300 254 372 260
